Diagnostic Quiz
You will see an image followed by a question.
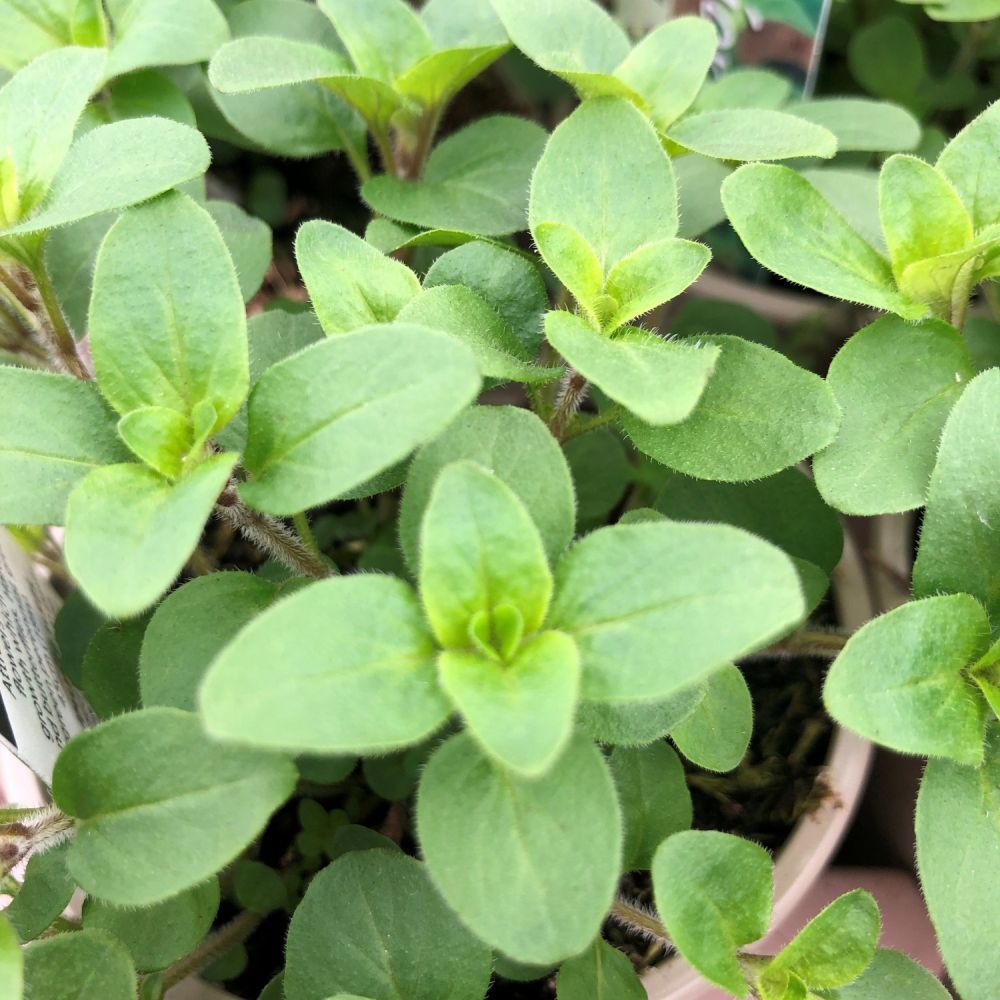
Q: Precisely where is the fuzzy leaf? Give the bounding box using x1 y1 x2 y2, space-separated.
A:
555 939 645 999
936 100 1000 231
817 949 950 999
22 929 134 1000
4 842 74 942
81 617 145 720
577 686 704 746
206 199 272 303
200 575 450 754
0 916 20 999
788 98 920 152
564 428 631 530
668 109 837 161
318 0 431 81
671 664 752 772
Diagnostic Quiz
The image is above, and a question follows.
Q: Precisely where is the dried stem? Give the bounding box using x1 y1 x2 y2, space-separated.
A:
609 895 672 948
549 368 589 440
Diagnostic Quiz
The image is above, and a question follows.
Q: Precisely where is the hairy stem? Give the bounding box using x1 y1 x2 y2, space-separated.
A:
549 369 589 440
609 895 672 947
292 511 321 558
949 254 980 332
159 909 261 990
561 405 622 442
30 259 91 379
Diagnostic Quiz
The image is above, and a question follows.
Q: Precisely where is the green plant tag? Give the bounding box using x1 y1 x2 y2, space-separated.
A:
610 741 692 870
240 323 480 515
285 851 492 1000
63 453 236 619
550 522 803 703
824 594 990 764
295 220 420 334
52 707 296 905
0 369 129 526
671 664 753 772
22 929 135 1000
668 109 837 161
652 830 773 996
417 731 621 964
555 938 646 999
813 316 973 515
913 368 1000 624
200 575 450 754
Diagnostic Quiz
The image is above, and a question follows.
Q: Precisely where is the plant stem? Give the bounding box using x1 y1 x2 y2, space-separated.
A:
159 910 262 990
609 895 672 947
949 255 980 331
561 405 622 441
372 126 399 177
30 258 91 379
549 368 589 440
215 495 332 580
292 511 321 558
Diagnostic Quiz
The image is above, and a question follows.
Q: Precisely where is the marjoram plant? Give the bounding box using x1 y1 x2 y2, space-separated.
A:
0 0 995 999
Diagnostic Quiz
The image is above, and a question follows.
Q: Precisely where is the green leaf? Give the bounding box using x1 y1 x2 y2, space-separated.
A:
0 47 105 220
722 165 924 317
0 915 21 999
668 109 836 161
824 594 990 764
2 117 210 237
0 368 128 525
564 427 631 530
285 851 492 1000
115 407 199 481
623 335 840 481
82 880 219 972
912 368 1000 623
801 167 885 253
847 16 925 104
100 70 197 127
363 117 546 236
813 316 973 515
550 521 804 702
694 68 792 111
657 467 842 574
545 312 718 426
671 664 752 772
936 100 1000 231
200 575 450 754
577 686 704 746
43 210 115 337
206 199 272 303
417 731 621 964
787 98 920 153
533 221 603 311
916 723 1000 1000
240 323 480 515
423 240 548 356
555 938 646 999
295 220 420 334
965 315 1000 374
64 453 236 619
614 17 718 131
491 0 631 96
399 404 575 572
652 831 773 996
670 297 779 349
530 98 678 281
817 949 950 1000
879 155 973 281
419 461 553 648
23 929 135 1000
234 860 287 915
90 191 248 432
53 707 296 905
674 154 733 239
395 43 509 111
761 890 880 991
399 285 560 384
610 741 692 870
82 617 145 720
140 572 284 712
4 841 74 942
439 631 579 776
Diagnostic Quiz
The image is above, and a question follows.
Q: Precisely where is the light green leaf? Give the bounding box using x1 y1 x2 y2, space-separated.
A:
43 210 115 337
399 285 560 384
83 880 219 973
813 316 973 515
363 116 547 236
100 69 197 127
64 453 236 619
825 594 990 764
395 44 509 110
2 117 210 237
399 405 575 572
578 685 704 746
530 97 677 277
916 723 1000 1000
4 841 74 942
671 664 752 772
81 616 145 720
419 461 552 647
761 890 880 991
285 851 491 1000
668 109 836 161
0 915 21 999
550 521 804 702
90 191 247 431
532 222 604 313
801 167 884 253
23 929 134 1000
417 731 622 964
52 707 296 905
140 572 284 712
610 741 692 870
817 949 950 1000
879 155 973 281
652 830 773 996
439 630 579 776
912 368 1000 623
0 368 129 525
200 575 450 754
694 68 792 111
898 233 1000 310
206 200 272 303
240 323 480 515
0 0 100 70
657 467 842 573
106 0 230 79
722 164 924 317
936 100 1000 231
623 334 841 481
545 312 718 425
788 98 920 153
116 406 200 480
295 220 419 334
675 154 733 239
614 17 718 131
847 16 925 104
555 938 645 999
